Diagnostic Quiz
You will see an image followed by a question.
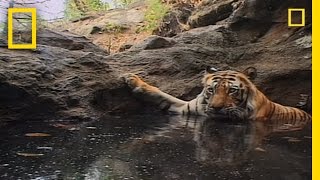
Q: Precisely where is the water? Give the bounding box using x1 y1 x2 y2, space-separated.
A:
0 115 311 180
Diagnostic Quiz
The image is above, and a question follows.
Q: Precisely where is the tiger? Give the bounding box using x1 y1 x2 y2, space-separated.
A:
121 66 311 125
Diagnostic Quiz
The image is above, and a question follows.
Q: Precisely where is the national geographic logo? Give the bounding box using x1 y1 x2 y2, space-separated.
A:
288 8 305 27
7 8 37 49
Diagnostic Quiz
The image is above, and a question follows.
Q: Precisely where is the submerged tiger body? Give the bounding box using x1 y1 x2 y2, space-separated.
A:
122 67 311 126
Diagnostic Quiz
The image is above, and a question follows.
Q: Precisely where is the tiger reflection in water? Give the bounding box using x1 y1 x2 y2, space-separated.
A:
90 114 311 180
144 116 309 166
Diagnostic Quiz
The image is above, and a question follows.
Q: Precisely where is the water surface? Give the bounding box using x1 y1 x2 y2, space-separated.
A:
0 115 311 180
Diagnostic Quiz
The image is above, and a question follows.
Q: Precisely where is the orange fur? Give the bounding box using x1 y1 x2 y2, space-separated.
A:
204 69 311 124
123 73 160 93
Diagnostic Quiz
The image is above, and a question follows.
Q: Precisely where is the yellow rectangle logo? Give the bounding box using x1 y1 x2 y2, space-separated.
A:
288 8 305 27
8 8 37 49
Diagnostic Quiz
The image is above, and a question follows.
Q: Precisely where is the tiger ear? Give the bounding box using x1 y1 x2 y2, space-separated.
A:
205 66 218 74
243 67 257 80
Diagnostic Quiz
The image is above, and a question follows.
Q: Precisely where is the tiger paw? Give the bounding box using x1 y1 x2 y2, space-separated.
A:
121 73 143 89
121 73 159 93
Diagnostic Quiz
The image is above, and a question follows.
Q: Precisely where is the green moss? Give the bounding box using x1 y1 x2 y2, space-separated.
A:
104 22 129 33
140 0 170 32
65 0 109 20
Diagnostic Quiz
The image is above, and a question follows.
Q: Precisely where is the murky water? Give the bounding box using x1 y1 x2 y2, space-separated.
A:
0 115 311 180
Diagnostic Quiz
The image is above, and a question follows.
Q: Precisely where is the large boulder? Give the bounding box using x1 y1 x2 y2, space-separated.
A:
37 29 109 54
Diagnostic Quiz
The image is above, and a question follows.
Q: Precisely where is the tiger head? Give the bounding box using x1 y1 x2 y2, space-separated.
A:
202 66 258 120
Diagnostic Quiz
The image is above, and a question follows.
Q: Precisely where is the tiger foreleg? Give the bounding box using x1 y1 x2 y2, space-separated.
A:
121 73 189 114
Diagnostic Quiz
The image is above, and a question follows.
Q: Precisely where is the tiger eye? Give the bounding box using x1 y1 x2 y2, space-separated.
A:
207 87 214 93
229 87 239 94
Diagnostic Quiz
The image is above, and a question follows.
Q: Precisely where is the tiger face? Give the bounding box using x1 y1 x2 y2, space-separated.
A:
203 67 257 120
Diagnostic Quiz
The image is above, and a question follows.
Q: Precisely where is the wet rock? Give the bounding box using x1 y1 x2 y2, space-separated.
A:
0 30 126 122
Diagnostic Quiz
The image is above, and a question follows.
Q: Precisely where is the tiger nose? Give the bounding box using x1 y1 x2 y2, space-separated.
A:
212 106 223 112
209 103 223 111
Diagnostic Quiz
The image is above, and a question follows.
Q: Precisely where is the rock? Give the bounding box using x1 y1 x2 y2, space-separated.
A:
131 35 176 50
37 29 109 54
174 25 243 48
59 2 147 36
188 0 235 28
71 15 97 23
154 3 195 37
90 26 103 34
294 35 312 49
227 0 272 24
0 38 7 47
119 43 134 52
0 30 125 122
